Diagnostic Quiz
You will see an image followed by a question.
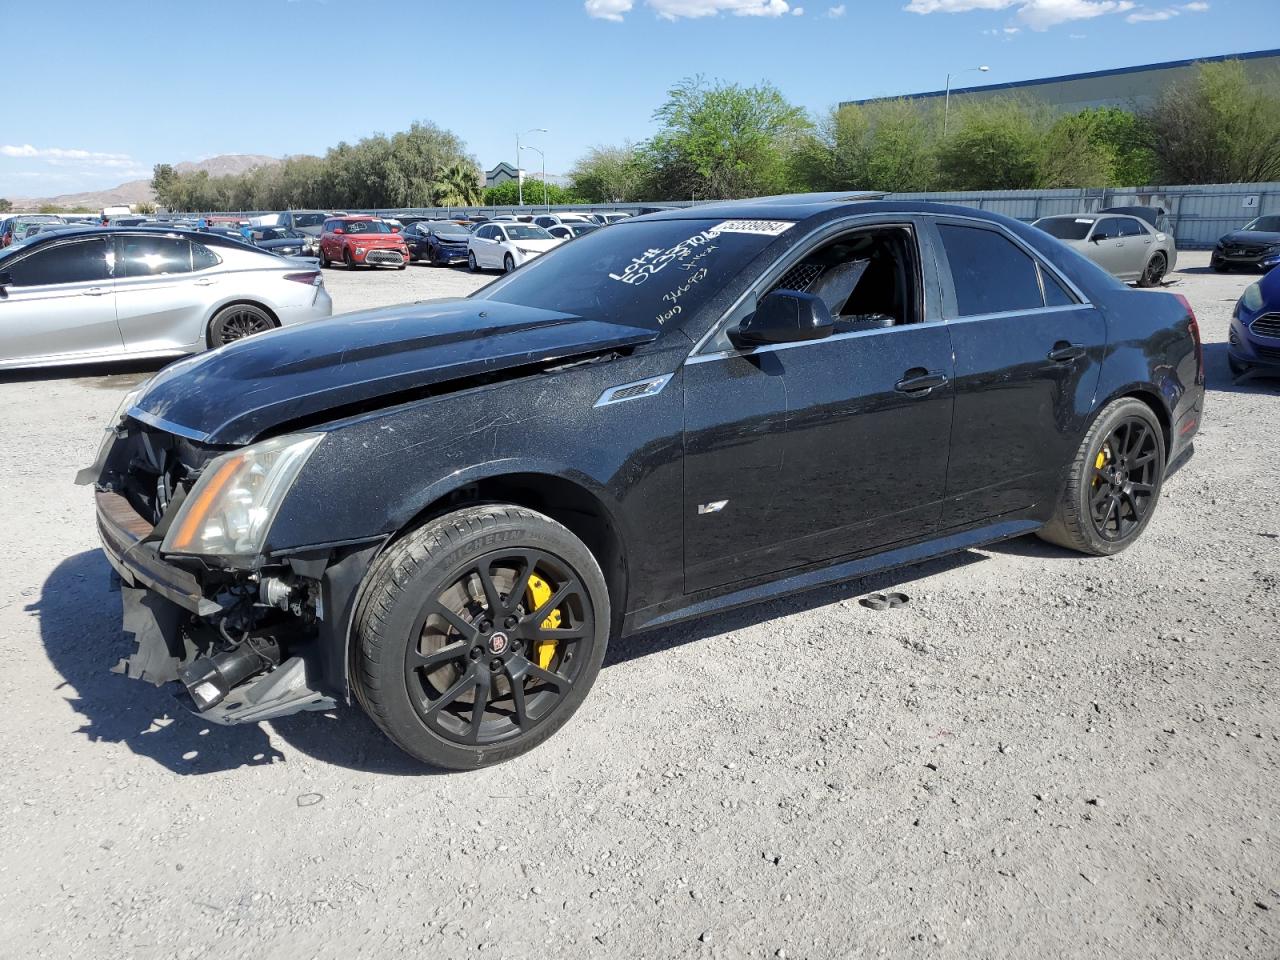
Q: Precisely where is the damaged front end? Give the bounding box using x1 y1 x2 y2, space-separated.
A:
80 407 354 725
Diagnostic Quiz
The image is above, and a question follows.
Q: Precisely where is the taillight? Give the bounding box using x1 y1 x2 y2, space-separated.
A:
1174 293 1204 384
284 271 322 286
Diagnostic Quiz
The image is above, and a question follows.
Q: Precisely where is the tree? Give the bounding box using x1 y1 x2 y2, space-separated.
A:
641 76 810 200
936 100 1043 190
1147 60 1280 184
569 143 644 202
432 161 483 206
1039 112 1116 188
0 198 11 213
151 163 179 207
481 178 584 207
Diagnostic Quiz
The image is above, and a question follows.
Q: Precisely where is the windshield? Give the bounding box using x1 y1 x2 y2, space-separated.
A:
343 220 391 234
1244 215 1280 233
478 217 789 329
254 227 296 241
502 224 553 241
292 213 327 228
1035 217 1094 240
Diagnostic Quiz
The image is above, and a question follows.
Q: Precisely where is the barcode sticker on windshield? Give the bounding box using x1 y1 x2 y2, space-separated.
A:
1075 218 1095 224
713 220 794 236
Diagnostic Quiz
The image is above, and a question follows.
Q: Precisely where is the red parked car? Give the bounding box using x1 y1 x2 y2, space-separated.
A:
318 216 409 270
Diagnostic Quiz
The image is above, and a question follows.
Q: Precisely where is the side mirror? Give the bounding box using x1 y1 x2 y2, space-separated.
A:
729 290 834 349
1090 234 1102 243
332 227 344 235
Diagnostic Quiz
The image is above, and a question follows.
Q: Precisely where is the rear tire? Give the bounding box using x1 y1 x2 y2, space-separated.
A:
1212 259 1229 273
319 247 331 268
352 505 610 769
208 303 276 348
1137 252 1167 288
1038 397 1166 556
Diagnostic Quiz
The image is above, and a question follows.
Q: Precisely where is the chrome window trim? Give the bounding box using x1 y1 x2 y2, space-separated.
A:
128 407 214 443
688 327 915 365
594 373 674 406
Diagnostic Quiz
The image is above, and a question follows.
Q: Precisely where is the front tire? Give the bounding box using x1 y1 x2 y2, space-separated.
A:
1038 397 1166 556
344 249 356 270
468 251 479 273
319 247 331 268
504 253 516 273
352 505 610 769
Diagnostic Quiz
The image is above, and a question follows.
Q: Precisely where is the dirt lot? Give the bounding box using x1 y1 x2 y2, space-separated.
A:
0 254 1276 960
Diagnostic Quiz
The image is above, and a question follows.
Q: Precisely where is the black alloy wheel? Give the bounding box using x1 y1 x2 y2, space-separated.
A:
353 505 610 769
1088 418 1159 542
1138 252 1167 288
208 304 275 347
1039 396 1166 556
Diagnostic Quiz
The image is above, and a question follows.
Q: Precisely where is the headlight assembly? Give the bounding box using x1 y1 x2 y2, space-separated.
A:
1241 281 1264 313
161 433 323 559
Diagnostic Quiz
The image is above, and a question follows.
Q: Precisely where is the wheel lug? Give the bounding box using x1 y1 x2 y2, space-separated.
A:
504 616 518 629
490 658 503 672
478 621 492 634
469 647 482 661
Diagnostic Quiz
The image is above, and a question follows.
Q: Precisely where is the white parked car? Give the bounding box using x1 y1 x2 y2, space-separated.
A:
467 222 561 273
531 213 594 230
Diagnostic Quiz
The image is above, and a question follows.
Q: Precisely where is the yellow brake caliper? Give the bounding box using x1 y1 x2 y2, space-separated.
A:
525 573 562 670
1094 443 1110 483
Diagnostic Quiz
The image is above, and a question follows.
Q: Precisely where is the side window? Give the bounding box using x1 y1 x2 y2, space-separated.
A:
938 223 1044 316
1039 265 1076 307
1092 218 1121 241
7 238 110 286
191 242 221 271
1117 218 1145 238
119 236 193 277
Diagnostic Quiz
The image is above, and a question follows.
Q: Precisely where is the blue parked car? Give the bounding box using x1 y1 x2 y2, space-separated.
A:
1229 267 1280 377
402 219 472 266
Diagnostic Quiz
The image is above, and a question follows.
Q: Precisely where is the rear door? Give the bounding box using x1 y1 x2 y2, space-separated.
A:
0 237 120 364
1087 217 1128 277
112 235 206 352
930 218 1106 528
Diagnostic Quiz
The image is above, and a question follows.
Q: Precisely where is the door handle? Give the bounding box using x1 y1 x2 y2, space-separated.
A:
194 277 217 286
895 369 948 395
1048 342 1086 363
82 286 109 297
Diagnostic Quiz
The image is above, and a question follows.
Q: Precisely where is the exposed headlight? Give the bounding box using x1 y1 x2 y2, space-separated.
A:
354 246 366 254
1241 281 1264 313
161 433 324 559
80 384 146 482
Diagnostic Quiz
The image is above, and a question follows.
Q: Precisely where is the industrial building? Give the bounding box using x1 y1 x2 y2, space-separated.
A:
842 48 1280 114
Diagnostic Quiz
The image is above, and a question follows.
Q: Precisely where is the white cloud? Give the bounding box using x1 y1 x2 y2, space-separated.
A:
1124 1 1207 22
0 144 138 169
586 0 794 19
791 5 805 12
906 0 1139 29
826 2 846 14
585 0 633 19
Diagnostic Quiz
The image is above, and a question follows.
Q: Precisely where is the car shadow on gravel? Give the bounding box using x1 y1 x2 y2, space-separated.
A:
607 550 985 667
1202 342 1280 394
35 550 428 776
0 357 171 388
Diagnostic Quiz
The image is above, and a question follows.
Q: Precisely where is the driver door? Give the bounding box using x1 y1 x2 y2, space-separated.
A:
682 219 954 593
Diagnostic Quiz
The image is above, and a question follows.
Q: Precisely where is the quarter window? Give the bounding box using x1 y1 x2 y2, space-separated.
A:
938 223 1044 316
191 242 221 271
7 238 110 286
119 236 193 277
1040 266 1076 307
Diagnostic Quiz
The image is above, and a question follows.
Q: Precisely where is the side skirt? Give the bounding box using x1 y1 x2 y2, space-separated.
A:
623 517 1042 635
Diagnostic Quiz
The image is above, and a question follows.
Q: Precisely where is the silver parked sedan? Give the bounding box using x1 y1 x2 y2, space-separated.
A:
0 227 333 370
1032 213 1177 287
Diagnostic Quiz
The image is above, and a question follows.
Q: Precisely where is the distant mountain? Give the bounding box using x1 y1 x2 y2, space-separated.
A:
6 153 282 212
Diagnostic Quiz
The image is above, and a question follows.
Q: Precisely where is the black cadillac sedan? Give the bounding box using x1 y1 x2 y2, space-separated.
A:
81 195 1204 769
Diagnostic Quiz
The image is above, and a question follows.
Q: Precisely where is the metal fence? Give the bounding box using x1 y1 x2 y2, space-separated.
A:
183 181 1279 251
882 182 1280 249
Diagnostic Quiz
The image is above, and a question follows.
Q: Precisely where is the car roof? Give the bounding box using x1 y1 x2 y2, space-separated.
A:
0 225 263 254
330 214 380 221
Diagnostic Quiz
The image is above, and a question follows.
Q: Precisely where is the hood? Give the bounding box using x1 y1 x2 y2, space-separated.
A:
510 238 562 252
1221 230 1280 247
130 299 659 445
340 232 406 246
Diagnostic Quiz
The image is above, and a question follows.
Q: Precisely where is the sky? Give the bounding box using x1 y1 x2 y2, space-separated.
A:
0 0 1275 198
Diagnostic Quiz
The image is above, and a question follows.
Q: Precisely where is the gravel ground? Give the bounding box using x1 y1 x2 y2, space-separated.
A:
0 253 1276 960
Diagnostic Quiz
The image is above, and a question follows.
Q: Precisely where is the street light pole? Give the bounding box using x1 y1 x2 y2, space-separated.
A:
515 127 548 206
521 145 547 209
943 65 990 137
